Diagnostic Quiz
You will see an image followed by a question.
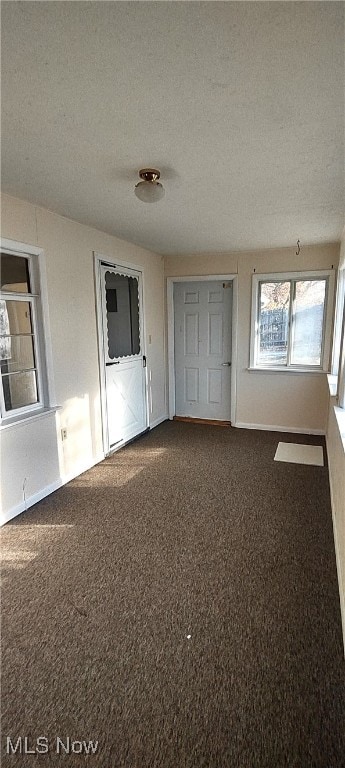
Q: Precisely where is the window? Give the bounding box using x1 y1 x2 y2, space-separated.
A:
334 269 345 408
105 271 140 358
329 264 345 410
250 271 335 371
331 267 345 377
336 283 345 409
0 247 48 421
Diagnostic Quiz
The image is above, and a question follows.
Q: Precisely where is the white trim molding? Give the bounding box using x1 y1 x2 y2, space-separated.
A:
0 479 63 526
0 237 57 420
0 237 43 258
1 452 106 527
0 405 60 431
326 408 345 656
234 422 325 435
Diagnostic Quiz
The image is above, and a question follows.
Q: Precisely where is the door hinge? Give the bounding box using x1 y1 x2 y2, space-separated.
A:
143 355 147 368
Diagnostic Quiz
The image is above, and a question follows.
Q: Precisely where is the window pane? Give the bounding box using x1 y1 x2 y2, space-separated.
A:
106 288 117 313
0 253 31 293
129 278 140 354
2 370 38 410
0 300 33 335
105 272 140 358
0 335 35 373
258 282 290 365
291 280 326 366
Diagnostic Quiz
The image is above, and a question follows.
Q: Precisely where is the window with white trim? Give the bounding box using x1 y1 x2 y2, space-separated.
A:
0 248 47 420
250 271 335 371
331 267 345 378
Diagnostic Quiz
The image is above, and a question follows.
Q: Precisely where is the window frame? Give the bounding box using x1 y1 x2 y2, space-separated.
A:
331 267 345 377
337 297 345 409
0 240 52 424
250 270 336 372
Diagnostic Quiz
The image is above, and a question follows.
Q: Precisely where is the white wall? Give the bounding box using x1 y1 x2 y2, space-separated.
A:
1 193 167 523
326 402 345 652
165 243 340 433
326 226 345 651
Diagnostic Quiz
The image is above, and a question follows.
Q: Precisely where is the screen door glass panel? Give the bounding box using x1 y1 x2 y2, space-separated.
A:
105 271 140 358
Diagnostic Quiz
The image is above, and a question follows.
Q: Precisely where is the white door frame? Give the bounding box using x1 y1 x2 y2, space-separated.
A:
167 275 238 424
94 251 149 455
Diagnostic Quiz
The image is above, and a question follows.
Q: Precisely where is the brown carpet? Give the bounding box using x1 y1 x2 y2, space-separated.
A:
1 422 345 767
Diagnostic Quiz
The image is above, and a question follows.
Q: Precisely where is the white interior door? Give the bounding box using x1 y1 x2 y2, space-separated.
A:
100 264 147 451
174 280 232 420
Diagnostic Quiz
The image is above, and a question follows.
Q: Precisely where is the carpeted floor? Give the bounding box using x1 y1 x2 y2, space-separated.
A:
1 421 345 767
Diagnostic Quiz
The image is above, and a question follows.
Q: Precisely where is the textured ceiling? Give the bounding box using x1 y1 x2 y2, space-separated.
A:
1 1 344 256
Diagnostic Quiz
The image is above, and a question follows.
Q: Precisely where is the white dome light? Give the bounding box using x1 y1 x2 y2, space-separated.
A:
135 169 165 203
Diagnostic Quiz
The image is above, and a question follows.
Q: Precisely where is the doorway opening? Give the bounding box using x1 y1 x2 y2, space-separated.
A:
167 276 237 425
95 254 148 455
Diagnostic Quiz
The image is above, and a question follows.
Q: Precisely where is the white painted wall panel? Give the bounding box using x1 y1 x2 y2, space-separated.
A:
326 401 345 652
0 413 61 522
1 193 167 521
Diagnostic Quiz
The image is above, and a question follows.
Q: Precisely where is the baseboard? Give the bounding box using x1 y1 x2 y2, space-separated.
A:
326 440 345 657
149 414 169 429
234 422 325 435
1 453 105 527
60 454 105 485
1 479 63 526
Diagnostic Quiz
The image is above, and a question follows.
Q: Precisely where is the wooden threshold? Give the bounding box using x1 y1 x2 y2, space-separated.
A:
173 416 231 427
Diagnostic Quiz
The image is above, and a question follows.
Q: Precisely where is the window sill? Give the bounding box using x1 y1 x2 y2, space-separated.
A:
247 366 327 374
327 374 338 397
0 406 61 431
326 376 345 453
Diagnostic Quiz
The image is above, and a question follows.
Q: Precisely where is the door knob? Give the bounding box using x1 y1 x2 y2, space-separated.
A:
221 362 231 366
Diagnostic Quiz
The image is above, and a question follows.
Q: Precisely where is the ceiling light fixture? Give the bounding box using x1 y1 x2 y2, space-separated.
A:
134 168 165 203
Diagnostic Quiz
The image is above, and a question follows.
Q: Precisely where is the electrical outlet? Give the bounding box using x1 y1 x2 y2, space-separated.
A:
61 428 67 441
